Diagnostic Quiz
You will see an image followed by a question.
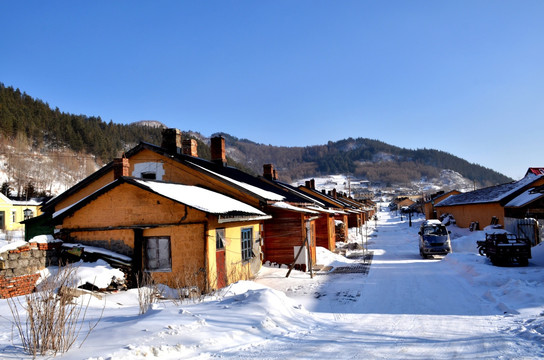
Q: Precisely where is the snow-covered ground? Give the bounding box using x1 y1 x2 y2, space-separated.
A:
1 208 543 359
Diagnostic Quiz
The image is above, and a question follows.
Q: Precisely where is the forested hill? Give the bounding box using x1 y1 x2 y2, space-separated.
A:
0 83 165 162
0 83 511 192
217 134 512 187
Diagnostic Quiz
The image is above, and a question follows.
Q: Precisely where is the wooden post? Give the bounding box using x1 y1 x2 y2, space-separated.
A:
306 220 314 279
286 236 307 278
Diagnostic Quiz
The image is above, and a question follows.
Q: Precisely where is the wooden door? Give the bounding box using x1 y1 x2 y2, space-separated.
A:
215 229 227 288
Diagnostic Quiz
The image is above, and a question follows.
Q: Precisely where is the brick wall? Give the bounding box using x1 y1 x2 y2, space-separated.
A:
0 242 61 299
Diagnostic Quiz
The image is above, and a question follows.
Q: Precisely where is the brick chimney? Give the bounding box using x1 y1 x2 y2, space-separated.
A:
113 158 129 180
161 128 182 155
305 179 315 189
263 164 274 180
263 164 278 180
182 139 198 157
211 136 227 166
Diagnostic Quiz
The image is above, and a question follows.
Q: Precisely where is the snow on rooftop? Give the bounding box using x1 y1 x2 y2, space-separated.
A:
306 206 342 214
135 179 267 216
54 178 268 219
271 202 319 214
504 187 544 208
188 162 285 201
437 173 543 207
63 242 132 262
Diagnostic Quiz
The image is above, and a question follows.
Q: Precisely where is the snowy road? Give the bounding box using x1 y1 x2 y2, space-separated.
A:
1 208 543 359
247 209 544 359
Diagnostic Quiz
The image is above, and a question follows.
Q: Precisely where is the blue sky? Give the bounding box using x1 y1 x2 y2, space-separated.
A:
1 1 543 180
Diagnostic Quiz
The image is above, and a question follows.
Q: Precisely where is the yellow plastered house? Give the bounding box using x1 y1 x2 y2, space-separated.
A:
0 193 42 233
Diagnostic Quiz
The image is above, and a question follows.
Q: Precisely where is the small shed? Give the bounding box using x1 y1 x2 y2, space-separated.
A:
263 202 319 271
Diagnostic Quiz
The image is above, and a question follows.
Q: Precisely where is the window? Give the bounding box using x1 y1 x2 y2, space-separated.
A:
145 237 172 272
11 211 16 223
216 228 225 250
24 208 34 220
141 172 156 180
241 228 253 261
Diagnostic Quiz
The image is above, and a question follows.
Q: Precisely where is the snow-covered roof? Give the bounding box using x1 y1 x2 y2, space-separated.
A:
306 206 347 215
0 192 43 206
134 179 268 216
62 242 132 262
504 187 544 208
188 162 285 201
436 173 542 207
54 177 269 220
271 202 319 214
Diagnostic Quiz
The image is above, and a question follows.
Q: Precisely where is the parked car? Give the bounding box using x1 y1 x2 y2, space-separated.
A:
419 220 452 258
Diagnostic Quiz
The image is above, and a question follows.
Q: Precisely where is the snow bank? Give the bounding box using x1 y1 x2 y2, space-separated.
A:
450 230 483 253
71 259 125 289
316 246 356 266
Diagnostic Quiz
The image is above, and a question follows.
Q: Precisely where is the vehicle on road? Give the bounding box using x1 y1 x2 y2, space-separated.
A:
477 231 531 266
419 219 452 258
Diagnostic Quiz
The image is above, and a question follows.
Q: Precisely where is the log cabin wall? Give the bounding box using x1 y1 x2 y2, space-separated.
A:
263 208 305 266
315 214 335 251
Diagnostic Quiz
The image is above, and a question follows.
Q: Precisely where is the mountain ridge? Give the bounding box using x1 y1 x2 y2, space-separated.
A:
0 82 511 196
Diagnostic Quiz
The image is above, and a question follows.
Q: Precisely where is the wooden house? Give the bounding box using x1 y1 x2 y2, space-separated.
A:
262 170 337 253
52 176 270 290
43 129 324 273
423 190 461 219
263 201 319 270
397 198 416 211
435 171 544 229
297 180 353 243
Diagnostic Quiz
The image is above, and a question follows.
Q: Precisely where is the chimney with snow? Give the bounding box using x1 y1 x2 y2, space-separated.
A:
113 157 129 180
211 136 227 166
182 139 198 157
161 128 182 155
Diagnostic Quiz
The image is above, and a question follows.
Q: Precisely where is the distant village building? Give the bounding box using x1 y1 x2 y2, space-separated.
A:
435 168 544 244
0 193 43 236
